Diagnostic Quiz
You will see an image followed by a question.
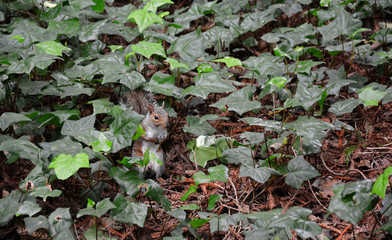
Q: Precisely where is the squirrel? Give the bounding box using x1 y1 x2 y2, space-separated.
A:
120 90 169 179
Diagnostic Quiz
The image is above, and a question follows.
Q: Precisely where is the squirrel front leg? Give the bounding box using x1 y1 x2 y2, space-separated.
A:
140 135 159 143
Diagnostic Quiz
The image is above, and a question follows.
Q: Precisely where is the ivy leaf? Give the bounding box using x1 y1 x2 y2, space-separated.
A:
29 186 62 202
91 0 105 13
372 166 392 199
222 146 253 166
77 198 116 218
212 57 242 68
48 153 90 180
167 27 204 62
131 41 167 59
358 85 386 107
329 98 361 116
208 165 228 183
284 82 324 111
328 180 379 224
207 194 221 211
184 116 216 136
127 9 163 33
210 86 261 115
144 0 173 13
16 201 42 217
241 117 284 134
197 63 213 73
181 185 197 201
0 112 32 131
240 166 277 184
24 215 49 234
91 133 112 153
285 156 320 189
111 194 148 227
318 7 362 42
183 72 235 99
165 57 190 70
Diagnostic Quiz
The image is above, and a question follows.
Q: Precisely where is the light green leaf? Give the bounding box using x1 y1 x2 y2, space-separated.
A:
372 166 392 199
165 57 190 70
212 57 242 68
144 0 173 13
131 41 167 59
127 9 163 33
49 153 90 180
358 85 386 107
36 41 71 56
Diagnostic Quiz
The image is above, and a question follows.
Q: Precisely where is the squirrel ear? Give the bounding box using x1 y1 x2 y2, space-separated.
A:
161 101 165 108
148 104 154 113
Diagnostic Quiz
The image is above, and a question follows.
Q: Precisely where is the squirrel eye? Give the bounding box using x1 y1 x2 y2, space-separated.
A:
154 114 159 120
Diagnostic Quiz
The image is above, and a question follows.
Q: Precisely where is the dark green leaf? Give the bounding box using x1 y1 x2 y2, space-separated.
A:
358 85 386 107
16 201 41 217
0 191 23 227
184 116 216 136
329 98 361 116
240 165 277 184
24 215 49 234
0 112 32 131
167 28 204 62
48 208 73 236
210 86 261 115
222 146 253 166
207 194 221 211
77 198 116 218
285 156 320 189
328 180 378 224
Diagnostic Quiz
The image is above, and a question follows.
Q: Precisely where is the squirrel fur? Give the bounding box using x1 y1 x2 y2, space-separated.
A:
120 90 169 178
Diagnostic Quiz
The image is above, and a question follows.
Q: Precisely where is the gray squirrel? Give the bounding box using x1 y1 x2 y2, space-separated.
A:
120 90 169 178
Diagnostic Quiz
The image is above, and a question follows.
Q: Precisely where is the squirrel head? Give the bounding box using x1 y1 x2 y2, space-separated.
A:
147 103 169 129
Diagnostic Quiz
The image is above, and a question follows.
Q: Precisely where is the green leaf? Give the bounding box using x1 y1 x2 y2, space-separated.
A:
318 7 362 42
184 116 216 136
222 146 253 166
193 171 212 185
36 41 71 56
358 85 386 107
267 76 288 89
284 82 324 111
372 166 392 199
91 0 105 13
293 60 323 75
131 41 167 59
208 165 228 183
285 156 320 189
167 28 204 62
190 218 209 228
183 71 235 99
24 215 49 234
10 34 25 43
92 133 112 153
61 115 96 138
16 201 42 217
0 112 32 131
212 57 242 68
241 117 284 134
240 166 277 184
0 191 23 227
328 180 379 224
144 0 173 13
0 139 44 166
165 57 190 70
197 63 213 73
207 194 221 211
77 198 116 218
181 185 197 201
127 9 163 33
49 153 90 180
180 204 200 210
84 225 110 240
210 86 261 115
112 196 148 227
48 208 73 236
329 98 361 116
